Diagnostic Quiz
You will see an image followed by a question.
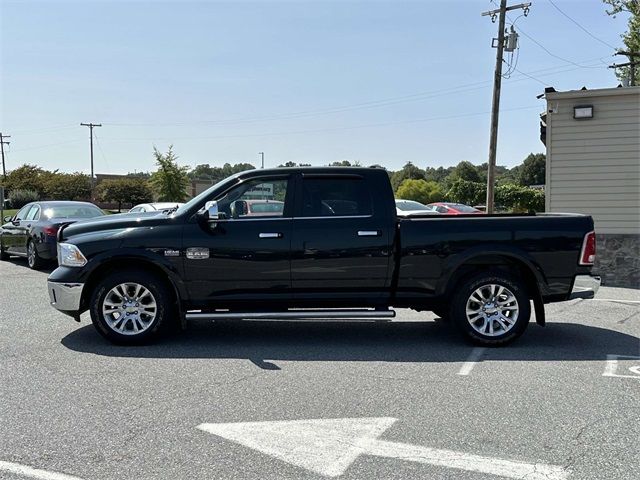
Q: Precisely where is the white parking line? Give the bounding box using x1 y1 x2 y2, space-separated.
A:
602 354 640 379
0 461 86 480
592 298 640 304
457 347 486 376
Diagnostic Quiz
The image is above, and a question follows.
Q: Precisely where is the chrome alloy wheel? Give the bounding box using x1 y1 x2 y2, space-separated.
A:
465 283 519 337
27 243 36 268
102 283 157 335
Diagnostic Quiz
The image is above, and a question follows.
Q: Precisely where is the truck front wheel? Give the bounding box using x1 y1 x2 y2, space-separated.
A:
451 270 530 346
89 269 171 344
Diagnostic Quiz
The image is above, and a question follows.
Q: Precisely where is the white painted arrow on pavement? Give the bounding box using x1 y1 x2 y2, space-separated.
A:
197 417 569 479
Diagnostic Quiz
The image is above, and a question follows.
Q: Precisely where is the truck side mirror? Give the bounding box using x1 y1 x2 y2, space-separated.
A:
203 201 227 227
205 201 219 220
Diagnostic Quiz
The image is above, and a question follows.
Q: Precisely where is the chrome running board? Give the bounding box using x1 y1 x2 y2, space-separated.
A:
185 309 395 321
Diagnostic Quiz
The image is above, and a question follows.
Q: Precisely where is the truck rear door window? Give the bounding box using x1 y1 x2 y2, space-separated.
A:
300 178 372 217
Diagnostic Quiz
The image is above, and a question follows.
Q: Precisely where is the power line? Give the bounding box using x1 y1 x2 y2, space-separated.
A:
93 131 111 172
9 139 84 153
513 67 548 86
547 0 617 50
94 105 542 144
98 60 606 129
514 24 607 69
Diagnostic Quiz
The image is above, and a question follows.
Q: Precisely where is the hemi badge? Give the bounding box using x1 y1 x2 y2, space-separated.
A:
164 249 180 257
186 247 209 260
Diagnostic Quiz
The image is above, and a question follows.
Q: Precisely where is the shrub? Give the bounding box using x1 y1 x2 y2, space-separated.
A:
8 189 40 209
396 179 443 205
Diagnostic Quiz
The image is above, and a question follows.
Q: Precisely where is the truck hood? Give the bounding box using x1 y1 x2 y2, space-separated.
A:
59 212 178 241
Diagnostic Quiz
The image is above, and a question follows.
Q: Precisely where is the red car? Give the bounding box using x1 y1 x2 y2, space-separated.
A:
427 202 483 215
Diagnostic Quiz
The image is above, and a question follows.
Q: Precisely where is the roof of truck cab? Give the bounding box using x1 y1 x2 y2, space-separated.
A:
235 166 386 178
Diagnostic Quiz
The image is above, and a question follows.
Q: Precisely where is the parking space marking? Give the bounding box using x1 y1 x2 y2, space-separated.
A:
198 417 569 479
602 354 640 379
457 347 486 376
592 298 640 304
0 461 86 480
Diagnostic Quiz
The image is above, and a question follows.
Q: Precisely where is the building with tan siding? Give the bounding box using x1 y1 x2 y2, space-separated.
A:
544 86 639 288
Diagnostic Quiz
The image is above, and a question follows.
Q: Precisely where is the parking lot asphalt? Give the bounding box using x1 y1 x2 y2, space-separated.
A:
0 258 638 480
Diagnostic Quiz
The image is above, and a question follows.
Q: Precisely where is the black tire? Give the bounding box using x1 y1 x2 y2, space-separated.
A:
90 269 172 345
27 240 44 270
451 270 530 346
0 238 9 260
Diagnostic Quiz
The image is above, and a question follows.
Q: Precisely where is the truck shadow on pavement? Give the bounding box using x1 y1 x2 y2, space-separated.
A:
61 319 640 368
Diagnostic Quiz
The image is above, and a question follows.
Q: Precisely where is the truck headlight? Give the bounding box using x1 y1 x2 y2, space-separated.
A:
57 243 88 267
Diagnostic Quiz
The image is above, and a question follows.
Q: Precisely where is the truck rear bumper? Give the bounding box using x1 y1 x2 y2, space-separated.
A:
48 281 84 316
569 275 601 300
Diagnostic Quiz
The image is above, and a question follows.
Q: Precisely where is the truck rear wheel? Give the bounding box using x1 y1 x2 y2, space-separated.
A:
89 269 171 344
451 270 530 346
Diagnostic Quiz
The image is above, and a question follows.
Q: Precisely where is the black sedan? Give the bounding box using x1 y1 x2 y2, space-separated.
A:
0 201 105 269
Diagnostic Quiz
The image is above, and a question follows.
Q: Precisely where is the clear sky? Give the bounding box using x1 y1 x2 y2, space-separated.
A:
0 0 630 174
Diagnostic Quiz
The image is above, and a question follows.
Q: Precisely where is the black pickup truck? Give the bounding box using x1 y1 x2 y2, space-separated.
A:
47 167 600 346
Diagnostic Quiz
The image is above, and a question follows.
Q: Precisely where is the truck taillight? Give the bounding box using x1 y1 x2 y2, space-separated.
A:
43 225 59 237
579 231 596 265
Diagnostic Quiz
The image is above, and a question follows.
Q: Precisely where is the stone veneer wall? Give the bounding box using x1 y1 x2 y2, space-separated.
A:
595 234 640 289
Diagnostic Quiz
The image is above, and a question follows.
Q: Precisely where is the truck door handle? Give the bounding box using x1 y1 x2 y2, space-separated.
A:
259 232 282 239
358 230 381 237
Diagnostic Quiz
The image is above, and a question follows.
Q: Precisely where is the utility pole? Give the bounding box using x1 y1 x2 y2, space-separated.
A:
0 133 10 180
80 123 102 199
609 51 639 86
481 1 531 214
258 152 264 169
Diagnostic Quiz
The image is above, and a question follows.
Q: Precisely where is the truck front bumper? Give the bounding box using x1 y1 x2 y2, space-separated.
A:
48 281 84 318
569 275 601 300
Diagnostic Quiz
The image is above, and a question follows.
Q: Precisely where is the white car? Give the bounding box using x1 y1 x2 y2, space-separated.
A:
129 202 184 213
395 199 440 217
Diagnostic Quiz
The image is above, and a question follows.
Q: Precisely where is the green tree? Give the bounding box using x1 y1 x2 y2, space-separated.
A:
518 153 546 186
447 161 482 185
396 179 442 204
96 178 153 212
150 146 190 202
329 160 360 167
604 0 640 85
424 166 454 184
446 180 486 206
495 184 545 213
189 162 255 183
1 164 50 197
43 172 91 200
390 162 426 192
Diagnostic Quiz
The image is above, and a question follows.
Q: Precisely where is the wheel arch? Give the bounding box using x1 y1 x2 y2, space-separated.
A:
441 251 546 326
80 255 186 328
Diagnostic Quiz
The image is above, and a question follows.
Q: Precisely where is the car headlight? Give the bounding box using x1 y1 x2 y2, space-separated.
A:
57 243 88 267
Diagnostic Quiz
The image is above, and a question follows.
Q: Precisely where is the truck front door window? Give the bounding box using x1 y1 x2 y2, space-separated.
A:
217 178 288 219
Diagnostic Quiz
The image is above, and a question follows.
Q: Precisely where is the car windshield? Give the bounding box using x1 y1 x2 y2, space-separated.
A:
451 204 480 213
43 205 104 219
396 201 431 211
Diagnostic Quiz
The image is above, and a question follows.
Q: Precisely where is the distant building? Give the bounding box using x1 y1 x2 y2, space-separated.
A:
542 86 639 288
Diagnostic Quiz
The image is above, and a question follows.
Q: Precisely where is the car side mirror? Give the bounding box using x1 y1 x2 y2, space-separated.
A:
3 215 11 223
